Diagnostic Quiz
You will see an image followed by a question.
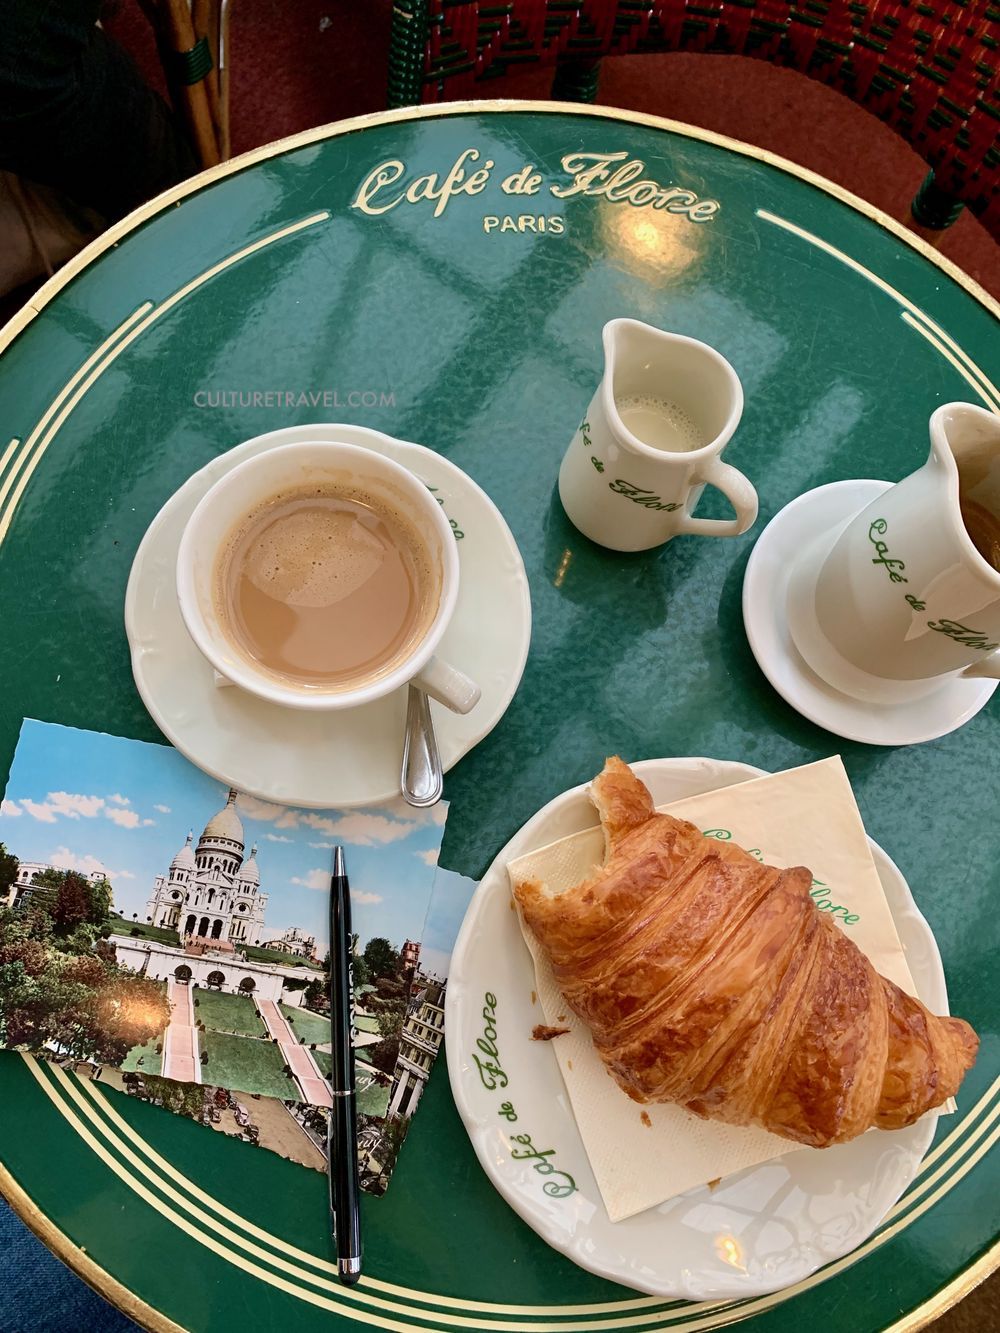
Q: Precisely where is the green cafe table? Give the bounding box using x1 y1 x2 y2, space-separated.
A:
0 102 997 1333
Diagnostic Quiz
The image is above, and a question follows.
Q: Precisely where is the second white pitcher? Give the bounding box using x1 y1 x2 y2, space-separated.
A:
558 319 758 552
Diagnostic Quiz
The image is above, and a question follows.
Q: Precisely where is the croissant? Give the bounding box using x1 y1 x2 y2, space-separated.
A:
514 757 978 1148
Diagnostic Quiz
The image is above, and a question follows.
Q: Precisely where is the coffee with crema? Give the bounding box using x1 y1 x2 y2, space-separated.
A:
214 485 439 690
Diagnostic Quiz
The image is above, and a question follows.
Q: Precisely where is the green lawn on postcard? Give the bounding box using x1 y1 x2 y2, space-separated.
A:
110 919 180 946
279 1005 329 1046
312 1052 390 1117
194 989 268 1037
201 1031 299 1100
121 1038 163 1076
243 945 321 969
358 1080 390 1117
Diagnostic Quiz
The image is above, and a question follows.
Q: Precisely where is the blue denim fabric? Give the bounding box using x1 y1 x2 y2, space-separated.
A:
0 1196 140 1333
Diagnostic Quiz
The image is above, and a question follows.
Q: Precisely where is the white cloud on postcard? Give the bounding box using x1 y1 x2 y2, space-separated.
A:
20 799 58 823
47 792 106 819
105 807 141 829
301 812 416 845
291 868 329 891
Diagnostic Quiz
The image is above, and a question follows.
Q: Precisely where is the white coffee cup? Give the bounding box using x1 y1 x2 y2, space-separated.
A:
558 319 758 552
176 440 481 714
786 402 1000 704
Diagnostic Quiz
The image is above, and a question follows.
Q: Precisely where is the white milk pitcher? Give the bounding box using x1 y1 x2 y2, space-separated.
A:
786 402 1000 704
558 319 758 552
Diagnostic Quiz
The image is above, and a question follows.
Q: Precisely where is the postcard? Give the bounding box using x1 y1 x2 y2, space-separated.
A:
0 720 446 1125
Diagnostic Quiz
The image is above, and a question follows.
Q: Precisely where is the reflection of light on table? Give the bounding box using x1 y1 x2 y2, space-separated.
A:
602 207 703 282
715 1232 746 1271
553 548 573 588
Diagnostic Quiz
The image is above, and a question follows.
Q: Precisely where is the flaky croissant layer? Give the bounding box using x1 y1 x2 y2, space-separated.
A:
514 758 978 1148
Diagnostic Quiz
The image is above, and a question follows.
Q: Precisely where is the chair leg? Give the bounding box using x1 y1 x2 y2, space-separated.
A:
552 57 602 103
191 0 222 145
910 170 965 231
218 0 232 160
140 0 220 168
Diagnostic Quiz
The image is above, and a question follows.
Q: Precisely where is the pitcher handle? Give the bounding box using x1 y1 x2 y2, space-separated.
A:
961 651 1000 681
674 458 758 538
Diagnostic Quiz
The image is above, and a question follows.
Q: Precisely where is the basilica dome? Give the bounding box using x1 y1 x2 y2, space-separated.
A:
240 845 260 886
199 789 245 849
170 832 195 872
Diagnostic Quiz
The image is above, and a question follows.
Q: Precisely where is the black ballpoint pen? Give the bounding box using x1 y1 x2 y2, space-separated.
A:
328 845 362 1285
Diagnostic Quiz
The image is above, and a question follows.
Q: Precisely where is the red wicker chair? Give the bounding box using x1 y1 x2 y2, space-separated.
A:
387 0 1000 238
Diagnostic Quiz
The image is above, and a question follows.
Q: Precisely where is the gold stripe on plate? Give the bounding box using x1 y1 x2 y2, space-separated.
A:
0 302 154 549
898 313 1000 409
755 209 1000 412
33 1060 1000 1332
912 1076 1000 1176
0 215 327 548
0 438 22 481
0 438 34 520
883 1091 1000 1222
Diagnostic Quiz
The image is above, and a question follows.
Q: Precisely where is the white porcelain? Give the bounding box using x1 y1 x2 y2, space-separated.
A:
787 403 1000 704
125 425 531 807
177 440 480 715
557 318 758 551
743 480 996 745
446 757 947 1300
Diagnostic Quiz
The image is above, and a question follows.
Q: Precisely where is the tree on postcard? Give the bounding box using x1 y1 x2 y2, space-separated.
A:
27 866 63 914
0 905 170 1062
0 843 17 899
50 872 92 931
363 937 398 980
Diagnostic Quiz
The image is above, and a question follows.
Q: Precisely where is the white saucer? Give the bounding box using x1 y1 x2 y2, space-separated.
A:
446 758 945 1300
742 480 997 745
125 425 531 808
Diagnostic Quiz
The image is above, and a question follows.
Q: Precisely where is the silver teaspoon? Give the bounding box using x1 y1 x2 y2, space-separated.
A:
401 684 443 807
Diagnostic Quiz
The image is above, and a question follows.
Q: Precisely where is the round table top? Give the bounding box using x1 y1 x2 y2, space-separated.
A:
0 101 997 1333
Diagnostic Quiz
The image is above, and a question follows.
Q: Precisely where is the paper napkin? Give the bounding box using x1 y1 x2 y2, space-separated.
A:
508 757 929 1223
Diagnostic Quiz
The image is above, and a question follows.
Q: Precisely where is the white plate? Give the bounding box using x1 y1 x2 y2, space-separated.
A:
125 425 531 807
742 480 996 745
446 757 946 1300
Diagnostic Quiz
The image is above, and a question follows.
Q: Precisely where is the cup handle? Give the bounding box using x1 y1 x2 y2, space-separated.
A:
674 459 759 538
961 651 1000 680
412 656 481 714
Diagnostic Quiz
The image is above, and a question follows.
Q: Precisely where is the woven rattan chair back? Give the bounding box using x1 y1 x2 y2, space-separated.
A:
388 0 1000 237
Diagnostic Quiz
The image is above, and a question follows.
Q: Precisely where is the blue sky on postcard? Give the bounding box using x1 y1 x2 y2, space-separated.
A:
0 721 445 955
420 866 476 981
